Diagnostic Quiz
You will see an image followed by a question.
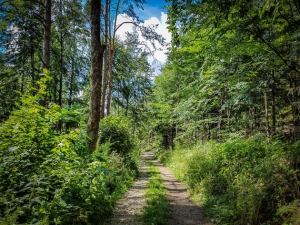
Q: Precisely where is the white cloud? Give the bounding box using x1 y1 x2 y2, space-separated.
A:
115 12 171 66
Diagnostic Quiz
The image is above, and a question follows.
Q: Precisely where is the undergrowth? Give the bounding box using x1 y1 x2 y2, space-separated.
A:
140 161 170 225
155 135 300 225
0 75 139 224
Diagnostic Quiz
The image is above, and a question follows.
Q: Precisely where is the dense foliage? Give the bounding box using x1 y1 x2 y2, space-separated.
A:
0 76 138 224
1 0 300 223
156 136 300 224
151 0 300 144
148 2 300 222
99 116 136 156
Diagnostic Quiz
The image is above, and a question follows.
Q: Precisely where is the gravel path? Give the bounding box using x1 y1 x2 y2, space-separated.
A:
105 151 151 225
146 152 212 225
106 151 212 225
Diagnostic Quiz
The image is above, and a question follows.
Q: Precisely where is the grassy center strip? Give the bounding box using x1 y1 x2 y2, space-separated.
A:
140 160 170 225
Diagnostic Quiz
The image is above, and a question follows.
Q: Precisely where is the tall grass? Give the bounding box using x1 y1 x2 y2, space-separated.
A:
155 135 300 224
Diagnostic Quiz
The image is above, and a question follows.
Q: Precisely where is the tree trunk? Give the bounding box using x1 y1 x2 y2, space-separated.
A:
264 92 270 137
87 0 105 153
106 48 114 115
59 28 63 107
106 0 120 116
41 0 51 106
69 57 74 107
100 0 109 119
42 0 51 70
31 48 35 90
271 71 276 134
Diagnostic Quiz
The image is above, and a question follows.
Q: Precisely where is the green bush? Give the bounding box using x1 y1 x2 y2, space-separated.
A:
0 76 138 224
99 115 135 156
156 136 300 225
99 115 139 175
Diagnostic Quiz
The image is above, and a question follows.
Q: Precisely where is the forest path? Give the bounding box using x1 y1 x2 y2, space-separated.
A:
105 151 151 225
106 151 212 225
146 151 212 225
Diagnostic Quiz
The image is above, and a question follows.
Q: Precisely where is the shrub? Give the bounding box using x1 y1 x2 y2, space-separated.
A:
0 77 138 224
99 115 139 175
99 115 135 156
156 136 300 225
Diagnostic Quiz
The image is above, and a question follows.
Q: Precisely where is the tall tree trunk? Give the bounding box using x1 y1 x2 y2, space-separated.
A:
31 48 35 92
87 0 105 153
42 0 51 71
41 0 51 106
106 45 114 115
271 71 276 134
101 51 108 118
59 28 63 107
264 92 270 137
100 0 109 119
69 57 74 107
106 0 120 116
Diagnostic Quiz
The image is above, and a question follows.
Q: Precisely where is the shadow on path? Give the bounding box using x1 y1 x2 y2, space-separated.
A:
146 152 212 225
105 152 150 225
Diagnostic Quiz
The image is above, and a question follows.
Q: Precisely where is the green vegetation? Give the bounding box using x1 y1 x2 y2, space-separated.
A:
141 161 170 225
148 1 300 222
0 76 138 224
1 0 300 224
155 136 300 224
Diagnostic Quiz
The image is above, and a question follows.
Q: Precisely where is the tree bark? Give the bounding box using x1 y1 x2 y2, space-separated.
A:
69 57 74 107
106 48 114 115
264 92 270 137
106 0 120 116
271 71 276 134
87 0 105 153
59 29 63 107
100 0 109 119
42 0 51 70
41 0 51 106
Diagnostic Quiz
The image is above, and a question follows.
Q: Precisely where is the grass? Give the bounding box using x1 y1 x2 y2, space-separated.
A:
140 161 170 225
154 137 300 224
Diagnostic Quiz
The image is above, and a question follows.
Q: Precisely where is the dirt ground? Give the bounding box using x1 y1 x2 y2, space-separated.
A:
105 152 150 225
106 151 212 225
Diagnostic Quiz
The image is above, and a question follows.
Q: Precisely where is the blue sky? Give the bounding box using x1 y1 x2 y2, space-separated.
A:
135 0 168 21
117 0 171 65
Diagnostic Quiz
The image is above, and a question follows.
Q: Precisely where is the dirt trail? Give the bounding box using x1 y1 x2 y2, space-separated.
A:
146 151 212 225
105 151 151 225
107 151 212 225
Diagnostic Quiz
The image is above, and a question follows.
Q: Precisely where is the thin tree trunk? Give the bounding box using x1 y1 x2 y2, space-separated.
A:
100 0 109 119
87 0 106 153
69 57 74 107
21 56 25 94
271 71 276 133
41 0 51 106
106 0 121 115
106 47 114 115
59 28 63 107
264 92 270 137
42 0 51 71
31 48 35 92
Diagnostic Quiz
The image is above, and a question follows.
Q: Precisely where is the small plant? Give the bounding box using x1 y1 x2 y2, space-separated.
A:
140 161 170 225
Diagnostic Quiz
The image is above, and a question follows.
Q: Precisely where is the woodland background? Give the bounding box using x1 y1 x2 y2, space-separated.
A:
1 0 300 224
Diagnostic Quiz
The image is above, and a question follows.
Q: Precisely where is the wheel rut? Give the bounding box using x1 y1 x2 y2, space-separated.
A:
106 151 212 225
146 151 212 225
105 151 151 225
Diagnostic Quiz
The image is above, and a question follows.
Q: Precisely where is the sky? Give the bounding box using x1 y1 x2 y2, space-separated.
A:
115 0 171 74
